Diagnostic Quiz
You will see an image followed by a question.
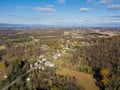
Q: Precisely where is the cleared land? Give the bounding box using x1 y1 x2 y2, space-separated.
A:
0 45 6 50
57 68 99 90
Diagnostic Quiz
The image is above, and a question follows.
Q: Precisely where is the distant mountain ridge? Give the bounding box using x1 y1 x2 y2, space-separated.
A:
0 23 120 28
0 23 51 28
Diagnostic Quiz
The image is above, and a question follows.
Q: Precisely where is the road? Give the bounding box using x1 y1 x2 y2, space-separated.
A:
2 66 39 90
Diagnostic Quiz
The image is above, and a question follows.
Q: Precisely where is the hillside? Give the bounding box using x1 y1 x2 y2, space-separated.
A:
57 68 99 90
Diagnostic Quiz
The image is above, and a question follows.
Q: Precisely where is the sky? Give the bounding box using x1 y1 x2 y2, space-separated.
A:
0 0 120 27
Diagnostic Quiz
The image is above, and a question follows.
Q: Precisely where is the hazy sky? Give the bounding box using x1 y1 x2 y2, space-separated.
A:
0 0 120 27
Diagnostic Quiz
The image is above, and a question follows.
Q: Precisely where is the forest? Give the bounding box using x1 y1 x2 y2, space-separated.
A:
72 35 120 90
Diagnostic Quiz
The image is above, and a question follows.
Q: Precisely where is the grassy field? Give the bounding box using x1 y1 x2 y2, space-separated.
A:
57 68 99 90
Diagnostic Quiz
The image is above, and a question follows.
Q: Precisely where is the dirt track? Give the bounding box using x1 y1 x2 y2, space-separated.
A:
57 68 99 90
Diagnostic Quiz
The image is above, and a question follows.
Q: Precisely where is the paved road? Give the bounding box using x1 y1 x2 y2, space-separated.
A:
2 66 39 90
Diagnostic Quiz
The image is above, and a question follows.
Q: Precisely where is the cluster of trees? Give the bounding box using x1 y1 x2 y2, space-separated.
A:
8 69 84 90
0 57 84 90
72 35 120 90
